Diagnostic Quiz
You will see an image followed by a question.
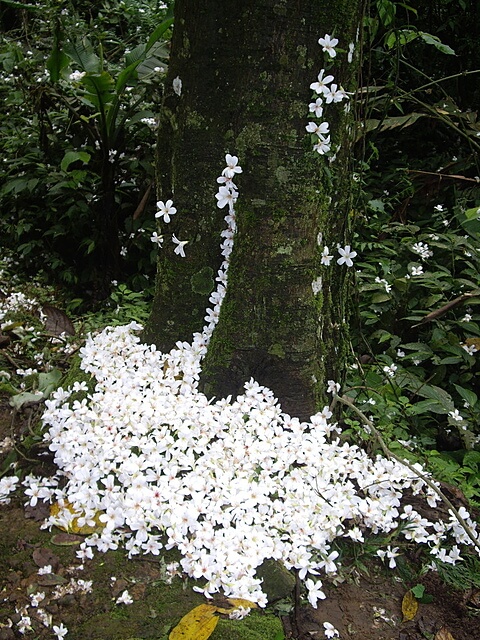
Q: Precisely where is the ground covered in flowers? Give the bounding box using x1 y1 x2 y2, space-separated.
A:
0 478 479 639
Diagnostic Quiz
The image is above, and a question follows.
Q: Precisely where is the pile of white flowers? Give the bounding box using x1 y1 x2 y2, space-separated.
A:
9 155 476 610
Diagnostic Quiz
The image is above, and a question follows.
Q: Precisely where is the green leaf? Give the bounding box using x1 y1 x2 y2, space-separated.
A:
0 0 41 10
411 584 425 599
125 43 147 68
464 206 480 221
377 0 396 27
64 38 101 72
60 150 91 172
372 293 391 303
38 369 62 396
453 384 478 408
419 32 456 55
146 16 174 52
368 199 385 212
46 47 70 83
9 391 44 410
385 28 419 49
406 399 446 415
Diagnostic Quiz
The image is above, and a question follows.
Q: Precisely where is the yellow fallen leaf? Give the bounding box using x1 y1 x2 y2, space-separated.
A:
169 604 219 640
214 597 258 614
50 501 105 535
435 626 455 640
401 589 419 622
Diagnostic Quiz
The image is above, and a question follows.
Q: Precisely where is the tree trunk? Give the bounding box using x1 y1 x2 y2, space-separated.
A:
143 0 363 419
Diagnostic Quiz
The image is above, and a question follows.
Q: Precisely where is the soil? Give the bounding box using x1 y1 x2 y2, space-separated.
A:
1 398 480 640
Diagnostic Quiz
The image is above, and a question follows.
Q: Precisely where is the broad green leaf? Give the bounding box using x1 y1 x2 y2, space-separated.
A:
362 113 425 137
125 43 147 67
0 0 41 10
146 16 174 52
368 199 385 212
38 369 62 395
9 391 44 409
419 32 455 55
46 47 70 83
372 292 391 303
60 150 91 172
407 399 447 415
453 384 478 408
64 38 101 72
385 28 419 49
377 0 396 27
464 206 480 221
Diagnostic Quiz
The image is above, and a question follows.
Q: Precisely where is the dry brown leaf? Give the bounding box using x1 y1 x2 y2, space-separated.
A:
435 625 455 640
401 589 419 622
169 604 219 640
42 304 75 336
32 547 60 571
50 533 84 546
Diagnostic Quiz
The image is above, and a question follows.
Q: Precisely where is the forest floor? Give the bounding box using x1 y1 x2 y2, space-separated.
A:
1 399 480 640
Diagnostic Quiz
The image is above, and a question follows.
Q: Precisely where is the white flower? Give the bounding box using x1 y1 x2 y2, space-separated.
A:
306 121 330 136
172 76 182 96
411 242 432 260
69 70 85 82
462 344 477 355
312 277 322 295
116 590 133 605
310 69 334 94
223 154 242 179
375 277 391 293
29 591 45 607
38 565 52 575
215 186 237 209
462 314 472 322
323 84 348 104
150 232 164 246
229 606 251 620
321 246 333 266
376 545 400 568
53 623 68 639
318 34 339 58
347 42 355 63
323 621 340 638
155 199 177 223
313 135 331 155
305 578 326 608
383 364 397 378
397 349 405 358
172 235 188 257
449 409 464 422
337 245 357 267
327 380 340 394
409 265 423 276
308 98 324 118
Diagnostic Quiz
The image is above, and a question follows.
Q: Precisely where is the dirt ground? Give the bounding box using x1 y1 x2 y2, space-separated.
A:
1 401 480 640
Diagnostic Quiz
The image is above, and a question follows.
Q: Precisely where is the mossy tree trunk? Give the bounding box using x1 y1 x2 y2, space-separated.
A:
143 0 363 419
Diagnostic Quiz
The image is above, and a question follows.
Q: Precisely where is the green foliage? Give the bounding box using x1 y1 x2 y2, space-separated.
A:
0 0 171 296
346 0 480 506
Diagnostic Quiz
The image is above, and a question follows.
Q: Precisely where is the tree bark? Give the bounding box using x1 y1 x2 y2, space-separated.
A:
143 0 363 419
